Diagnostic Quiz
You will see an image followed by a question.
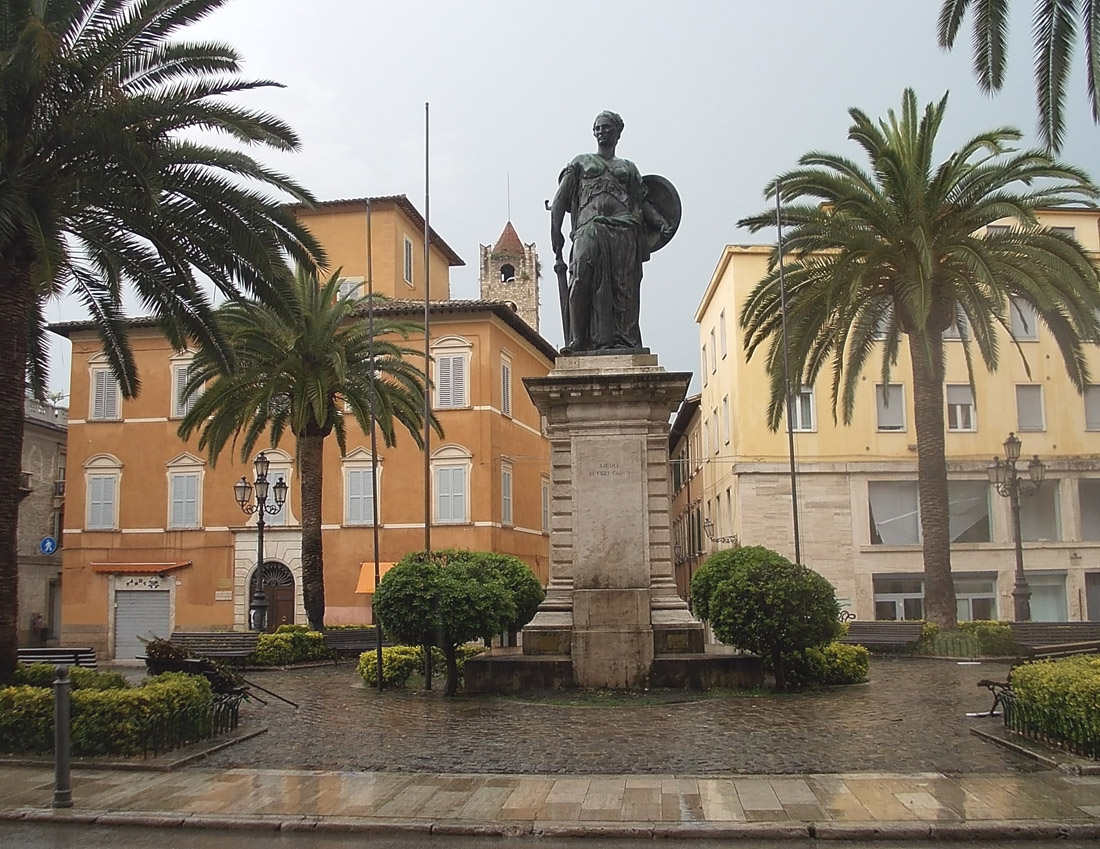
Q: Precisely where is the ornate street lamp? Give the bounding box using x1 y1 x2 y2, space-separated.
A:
234 451 288 632
988 432 1046 621
703 518 739 547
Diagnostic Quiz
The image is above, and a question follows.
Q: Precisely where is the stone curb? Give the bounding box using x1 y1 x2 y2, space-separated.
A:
7 808 1100 840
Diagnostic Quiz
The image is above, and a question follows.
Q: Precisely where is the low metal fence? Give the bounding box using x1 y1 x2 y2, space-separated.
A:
139 693 243 757
1001 690 1100 760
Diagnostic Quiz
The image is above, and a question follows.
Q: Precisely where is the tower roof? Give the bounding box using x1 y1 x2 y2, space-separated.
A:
492 221 525 256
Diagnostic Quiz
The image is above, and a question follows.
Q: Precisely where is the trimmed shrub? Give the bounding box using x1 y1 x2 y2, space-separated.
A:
813 642 870 685
1011 654 1100 739
14 664 128 691
251 629 333 666
355 644 487 689
914 621 940 654
0 671 214 756
958 620 1017 656
691 546 840 691
357 645 425 688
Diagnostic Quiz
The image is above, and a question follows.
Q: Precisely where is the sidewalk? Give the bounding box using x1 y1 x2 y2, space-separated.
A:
2 764 1099 840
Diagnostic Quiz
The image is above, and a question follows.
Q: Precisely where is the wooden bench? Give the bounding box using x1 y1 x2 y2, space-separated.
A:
17 647 97 670
322 627 387 658
169 631 259 664
1010 622 1100 649
838 621 924 653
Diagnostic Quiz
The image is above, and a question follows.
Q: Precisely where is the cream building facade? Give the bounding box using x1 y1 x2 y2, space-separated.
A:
683 209 1100 623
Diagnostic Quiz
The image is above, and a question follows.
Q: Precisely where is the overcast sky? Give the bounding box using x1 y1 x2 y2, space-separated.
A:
45 0 1100 399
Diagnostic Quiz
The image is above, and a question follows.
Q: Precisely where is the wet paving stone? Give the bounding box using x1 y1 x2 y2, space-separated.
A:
198 657 1038 775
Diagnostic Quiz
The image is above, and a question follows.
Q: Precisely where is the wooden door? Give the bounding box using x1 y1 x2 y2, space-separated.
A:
266 585 295 632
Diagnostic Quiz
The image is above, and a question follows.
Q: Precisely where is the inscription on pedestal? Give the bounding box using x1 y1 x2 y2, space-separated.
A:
573 439 646 590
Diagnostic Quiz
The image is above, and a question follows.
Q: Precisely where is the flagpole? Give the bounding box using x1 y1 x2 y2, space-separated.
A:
422 101 432 555
776 181 802 565
366 200 383 692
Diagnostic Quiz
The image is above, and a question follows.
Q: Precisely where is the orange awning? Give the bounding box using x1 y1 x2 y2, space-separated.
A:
355 561 397 593
91 560 192 574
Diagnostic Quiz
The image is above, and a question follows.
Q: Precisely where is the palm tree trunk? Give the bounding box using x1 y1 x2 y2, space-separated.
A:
298 430 325 630
908 334 958 629
0 254 35 683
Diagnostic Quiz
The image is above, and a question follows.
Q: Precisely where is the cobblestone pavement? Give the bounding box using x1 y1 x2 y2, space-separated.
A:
195 657 1038 775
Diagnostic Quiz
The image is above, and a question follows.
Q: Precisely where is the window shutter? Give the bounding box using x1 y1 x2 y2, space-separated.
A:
501 362 512 416
89 475 115 528
541 480 550 532
437 357 453 407
876 385 905 430
346 468 375 525
1016 385 1044 431
436 466 466 523
93 371 118 420
501 466 513 525
1085 386 1100 430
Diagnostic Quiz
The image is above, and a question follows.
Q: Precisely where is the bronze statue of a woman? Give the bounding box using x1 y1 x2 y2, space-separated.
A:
550 110 680 354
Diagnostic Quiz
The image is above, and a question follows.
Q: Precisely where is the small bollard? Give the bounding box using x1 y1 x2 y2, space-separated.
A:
53 665 72 808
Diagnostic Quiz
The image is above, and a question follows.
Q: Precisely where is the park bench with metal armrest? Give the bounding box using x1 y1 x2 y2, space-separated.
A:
17 647 97 669
838 621 924 654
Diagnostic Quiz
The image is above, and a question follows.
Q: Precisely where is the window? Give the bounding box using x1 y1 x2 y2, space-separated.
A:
711 411 719 455
946 384 975 431
948 480 991 543
1020 480 1060 541
345 466 379 526
873 575 924 621
709 329 716 373
1050 225 1076 239
955 576 997 621
500 263 515 282
337 276 364 299
433 446 471 524
872 307 892 341
944 316 969 340
90 368 120 421
1080 480 1100 540
791 386 815 431
1085 385 1100 431
875 383 905 431
169 472 200 529
701 346 708 387
1016 384 1045 432
403 237 414 285
541 476 550 533
721 395 730 444
257 452 292 526
84 454 121 530
501 463 513 526
868 481 920 545
432 338 471 408
702 417 710 457
1009 298 1039 341
172 362 199 419
1029 572 1068 621
500 357 512 417
719 311 727 358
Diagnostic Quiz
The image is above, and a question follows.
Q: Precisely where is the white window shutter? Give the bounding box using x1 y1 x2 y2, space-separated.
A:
501 362 512 416
452 356 466 407
437 357 453 408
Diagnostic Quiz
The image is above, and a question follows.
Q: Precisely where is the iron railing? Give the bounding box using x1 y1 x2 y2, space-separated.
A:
1001 690 1100 760
139 693 243 757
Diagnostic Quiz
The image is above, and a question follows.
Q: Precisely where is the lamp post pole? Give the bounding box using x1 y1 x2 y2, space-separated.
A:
988 432 1045 622
234 451 288 632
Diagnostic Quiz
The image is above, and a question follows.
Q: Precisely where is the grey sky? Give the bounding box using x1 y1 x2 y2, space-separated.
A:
45 0 1100 398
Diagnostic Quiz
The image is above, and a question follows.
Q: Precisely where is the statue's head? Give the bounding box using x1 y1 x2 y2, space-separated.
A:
592 110 624 145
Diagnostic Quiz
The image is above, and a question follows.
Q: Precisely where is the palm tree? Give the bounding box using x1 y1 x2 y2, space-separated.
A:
737 88 1100 628
937 0 1100 152
0 0 322 682
179 266 440 630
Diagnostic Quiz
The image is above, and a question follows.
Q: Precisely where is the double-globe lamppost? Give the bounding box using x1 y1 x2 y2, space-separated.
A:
987 432 1045 622
233 451 288 632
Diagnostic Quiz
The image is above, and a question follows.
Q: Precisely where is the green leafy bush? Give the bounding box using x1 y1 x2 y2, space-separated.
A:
1011 654 1100 739
0 672 213 756
251 629 333 665
357 645 426 688
958 620 1017 656
14 664 128 690
355 644 487 689
691 546 840 690
779 642 869 689
914 621 940 653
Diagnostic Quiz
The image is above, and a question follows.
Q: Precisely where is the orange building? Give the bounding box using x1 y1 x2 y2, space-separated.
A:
53 197 555 659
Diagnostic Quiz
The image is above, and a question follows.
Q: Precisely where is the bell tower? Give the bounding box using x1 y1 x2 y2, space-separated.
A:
480 222 539 332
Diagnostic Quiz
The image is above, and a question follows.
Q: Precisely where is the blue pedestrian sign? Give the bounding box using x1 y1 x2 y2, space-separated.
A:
39 537 57 555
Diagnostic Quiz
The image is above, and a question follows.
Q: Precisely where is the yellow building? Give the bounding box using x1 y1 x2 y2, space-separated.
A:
682 209 1100 623
53 197 555 659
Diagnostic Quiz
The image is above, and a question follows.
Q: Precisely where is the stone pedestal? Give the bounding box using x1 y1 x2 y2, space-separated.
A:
520 353 703 688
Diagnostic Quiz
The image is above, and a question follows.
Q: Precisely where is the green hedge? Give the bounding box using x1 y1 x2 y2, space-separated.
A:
14 664 129 691
783 642 869 688
0 672 213 756
356 644 486 689
1011 655 1100 739
251 628 333 665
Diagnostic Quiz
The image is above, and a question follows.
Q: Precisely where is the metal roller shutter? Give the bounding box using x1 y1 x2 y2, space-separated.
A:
114 590 170 660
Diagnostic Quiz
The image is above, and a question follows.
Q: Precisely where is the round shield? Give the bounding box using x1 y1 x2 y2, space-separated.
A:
643 174 682 252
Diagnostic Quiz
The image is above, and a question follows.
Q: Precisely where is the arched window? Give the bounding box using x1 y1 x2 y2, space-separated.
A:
500 263 515 283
